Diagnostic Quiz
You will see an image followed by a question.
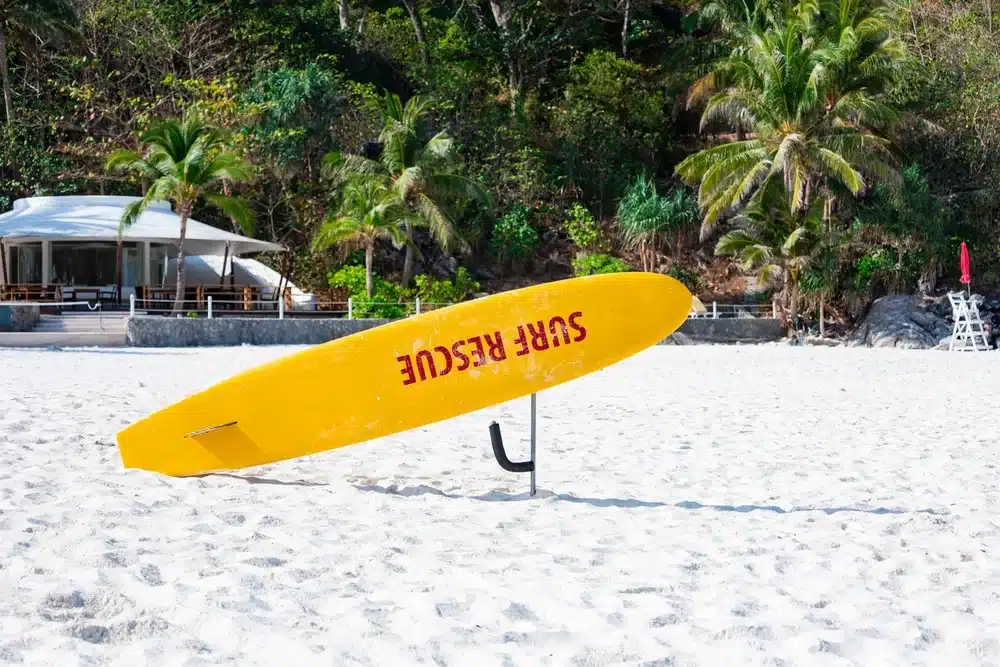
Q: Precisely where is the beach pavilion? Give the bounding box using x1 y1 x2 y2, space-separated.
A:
0 195 287 311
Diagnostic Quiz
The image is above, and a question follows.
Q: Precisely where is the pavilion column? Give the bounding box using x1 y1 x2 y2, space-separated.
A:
142 241 151 286
41 240 51 285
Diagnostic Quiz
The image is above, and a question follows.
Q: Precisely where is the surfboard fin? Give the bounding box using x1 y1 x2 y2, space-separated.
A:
184 421 238 438
488 421 534 473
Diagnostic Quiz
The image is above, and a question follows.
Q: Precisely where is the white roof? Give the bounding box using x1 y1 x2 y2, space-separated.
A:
0 195 283 255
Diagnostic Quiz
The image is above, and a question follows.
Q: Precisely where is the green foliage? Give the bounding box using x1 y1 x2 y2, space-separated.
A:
240 61 348 169
572 253 630 277
328 264 408 318
675 0 908 237
555 50 667 210
0 0 983 321
490 204 539 270
666 264 703 294
615 174 699 271
410 267 480 305
563 203 604 253
328 263 480 318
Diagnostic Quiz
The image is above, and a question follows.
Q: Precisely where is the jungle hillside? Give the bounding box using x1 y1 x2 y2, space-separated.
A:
2 0 997 328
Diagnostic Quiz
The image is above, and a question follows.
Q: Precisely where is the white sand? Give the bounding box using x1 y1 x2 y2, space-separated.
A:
1 344 999 666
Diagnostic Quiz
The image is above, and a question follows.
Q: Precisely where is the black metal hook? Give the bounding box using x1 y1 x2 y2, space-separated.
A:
489 421 534 473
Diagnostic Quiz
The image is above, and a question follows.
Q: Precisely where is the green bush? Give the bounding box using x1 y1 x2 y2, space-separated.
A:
328 265 407 318
666 263 702 293
563 203 604 252
328 264 481 318
572 253 630 276
409 267 481 305
490 204 539 269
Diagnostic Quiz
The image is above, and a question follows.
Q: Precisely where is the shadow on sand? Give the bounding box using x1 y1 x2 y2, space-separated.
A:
355 484 946 514
198 472 328 487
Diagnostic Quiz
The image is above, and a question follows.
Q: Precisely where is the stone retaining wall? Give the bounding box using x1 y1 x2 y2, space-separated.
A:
126 315 392 347
0 304 40 332
664 318 785 344
127 314 785 347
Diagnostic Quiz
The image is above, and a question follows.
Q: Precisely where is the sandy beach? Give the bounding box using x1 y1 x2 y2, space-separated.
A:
1 344 998 666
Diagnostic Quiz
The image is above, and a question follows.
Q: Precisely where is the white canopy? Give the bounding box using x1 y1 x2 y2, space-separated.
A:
0 195 283 256
164 254 316 309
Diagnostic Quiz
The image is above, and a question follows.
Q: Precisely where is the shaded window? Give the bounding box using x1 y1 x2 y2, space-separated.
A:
51 242 139 286
10 243 41 283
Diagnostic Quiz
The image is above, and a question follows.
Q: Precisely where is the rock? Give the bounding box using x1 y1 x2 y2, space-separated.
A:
805 335 842 347
850 295 956 349
432 255 458 277
661 332 693 345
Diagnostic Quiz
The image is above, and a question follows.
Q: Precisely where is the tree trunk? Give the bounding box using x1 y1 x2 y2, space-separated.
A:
172 203 191 316
339 0 350 30
365 239 375 298
0 23 13 127
221 180 243 234
621 0 631 58
401 221 415 287
400 0 429 66
819 295 825 337
919 254 938 294
789 281 800 324
488 0 521 112
358 4 368 35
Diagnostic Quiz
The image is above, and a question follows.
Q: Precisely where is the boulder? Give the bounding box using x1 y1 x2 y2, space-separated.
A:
661 332 693 345
849 295 956 349
805 335 842 347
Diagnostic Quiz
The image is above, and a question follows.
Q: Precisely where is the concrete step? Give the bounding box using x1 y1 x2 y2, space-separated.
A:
0 331 127 348
33 314 129 333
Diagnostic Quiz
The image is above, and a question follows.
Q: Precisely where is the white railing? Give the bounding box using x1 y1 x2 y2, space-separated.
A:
128 294 778 321
127 296 454 319
688 301 776 320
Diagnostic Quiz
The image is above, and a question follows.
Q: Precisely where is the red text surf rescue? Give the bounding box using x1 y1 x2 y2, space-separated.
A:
396 311 587 386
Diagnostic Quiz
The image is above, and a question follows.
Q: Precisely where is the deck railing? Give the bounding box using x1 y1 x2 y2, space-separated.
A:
127 294 778 321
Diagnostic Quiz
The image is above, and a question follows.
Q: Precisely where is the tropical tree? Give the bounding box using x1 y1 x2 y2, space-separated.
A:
714 182 843 324
325 90 490 286
312 175 412 298
0 0 80 126
106 113 255 316
675 2 907 239
614 173 699 271
849 162 951 295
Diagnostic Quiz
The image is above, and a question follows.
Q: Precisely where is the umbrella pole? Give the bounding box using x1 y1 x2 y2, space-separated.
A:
0 237 8 286
220 243 229 286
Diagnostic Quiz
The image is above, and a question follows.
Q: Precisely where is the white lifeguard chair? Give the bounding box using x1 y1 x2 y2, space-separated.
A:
948 291 991 351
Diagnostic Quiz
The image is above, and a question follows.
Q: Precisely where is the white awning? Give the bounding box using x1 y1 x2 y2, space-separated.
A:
0 195 284 256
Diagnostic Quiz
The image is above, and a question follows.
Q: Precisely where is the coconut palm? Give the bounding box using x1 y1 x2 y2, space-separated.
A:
0 0 80 126
325 90 490 286
675 4 906 239
312 175 413 298
106 113 254 316
714 181 847 323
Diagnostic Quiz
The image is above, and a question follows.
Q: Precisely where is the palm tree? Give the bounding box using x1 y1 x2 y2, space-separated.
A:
714 182 844 324
675 4 906 239
312 175 413 298
325 90 490 286
0 0 80 126
615 173 699 271
106 113 254 316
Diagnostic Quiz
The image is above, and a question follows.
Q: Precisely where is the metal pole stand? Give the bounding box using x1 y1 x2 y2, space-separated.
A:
488 392 537 497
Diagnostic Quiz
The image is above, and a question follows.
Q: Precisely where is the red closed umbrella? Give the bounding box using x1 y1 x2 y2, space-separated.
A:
960 242 971 295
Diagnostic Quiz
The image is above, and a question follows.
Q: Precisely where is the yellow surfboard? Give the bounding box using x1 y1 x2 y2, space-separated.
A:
116 271 691 476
